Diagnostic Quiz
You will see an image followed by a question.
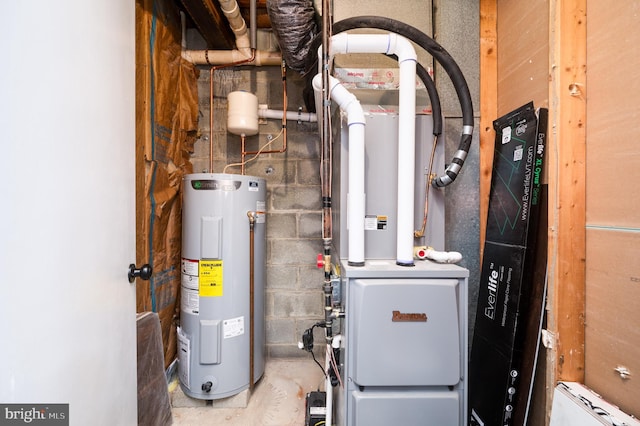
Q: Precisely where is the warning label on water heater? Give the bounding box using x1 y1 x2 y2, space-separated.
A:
181 287 199 314
199 260 223 297
181 258 199 276
224 316 245 339
177 327 190 389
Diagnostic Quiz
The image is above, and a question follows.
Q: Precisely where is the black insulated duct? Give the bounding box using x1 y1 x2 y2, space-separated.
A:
266 0 318 72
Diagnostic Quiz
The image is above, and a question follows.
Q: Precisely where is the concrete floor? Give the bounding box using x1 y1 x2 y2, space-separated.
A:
170 358 326 426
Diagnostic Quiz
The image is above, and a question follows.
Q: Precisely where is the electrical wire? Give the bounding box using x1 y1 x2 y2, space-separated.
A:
311 349 327 380
326 343 343 389
302 322 328 379
222 129 284 174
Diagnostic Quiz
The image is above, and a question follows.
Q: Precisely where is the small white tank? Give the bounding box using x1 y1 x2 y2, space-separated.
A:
227 91 259 136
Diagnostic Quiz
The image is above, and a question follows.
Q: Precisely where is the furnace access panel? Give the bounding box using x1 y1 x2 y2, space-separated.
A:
336 260 468 426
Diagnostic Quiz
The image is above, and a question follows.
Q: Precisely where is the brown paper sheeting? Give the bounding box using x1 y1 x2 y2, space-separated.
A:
136 0 199 368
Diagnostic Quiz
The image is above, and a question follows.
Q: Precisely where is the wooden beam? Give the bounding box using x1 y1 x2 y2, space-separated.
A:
547 0 587 404
479 0 497 259
135 0 153 312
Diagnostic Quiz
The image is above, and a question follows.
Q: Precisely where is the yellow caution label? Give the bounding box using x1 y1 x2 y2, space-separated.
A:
199 260 223 297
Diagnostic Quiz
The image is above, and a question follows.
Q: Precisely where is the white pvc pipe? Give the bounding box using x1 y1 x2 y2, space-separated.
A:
325 343 333 426
181 0 283 66
320 33 418 265
257 107 317 122
396 43 418 266
218 0 250 50
416 247 463 264
425 248 463 264
313 74 366 265
181 49 282 66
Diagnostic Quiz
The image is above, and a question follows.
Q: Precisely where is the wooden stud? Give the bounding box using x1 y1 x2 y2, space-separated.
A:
479 0 497 259
547 0 587 408
135 0 153 312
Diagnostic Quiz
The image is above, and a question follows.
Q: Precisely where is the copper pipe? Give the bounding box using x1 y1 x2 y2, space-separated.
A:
320 0 333 342
241 135 246 175
241 60 288 165
321 0 333 245
208 49 257 173
415 135 439 239
247 211 256 392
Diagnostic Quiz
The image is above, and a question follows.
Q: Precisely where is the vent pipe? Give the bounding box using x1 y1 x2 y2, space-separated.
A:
312 74 366 266
318 32 418 266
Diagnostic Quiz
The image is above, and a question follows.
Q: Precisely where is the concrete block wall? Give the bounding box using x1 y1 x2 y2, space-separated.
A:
192 66 326 358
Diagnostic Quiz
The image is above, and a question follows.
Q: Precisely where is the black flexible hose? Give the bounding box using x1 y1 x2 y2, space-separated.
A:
388 54 442 136
325 16 474 187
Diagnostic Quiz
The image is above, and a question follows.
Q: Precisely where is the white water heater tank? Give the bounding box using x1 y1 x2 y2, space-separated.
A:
227 91 259 136
178 173 266 400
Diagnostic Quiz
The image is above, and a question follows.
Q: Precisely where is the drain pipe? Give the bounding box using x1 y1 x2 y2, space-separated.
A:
181 0 282 66
322 32 418 266
182 49 282 66
258 106 317 122
218 0 250 51
312 74 366 266
249 0 257 50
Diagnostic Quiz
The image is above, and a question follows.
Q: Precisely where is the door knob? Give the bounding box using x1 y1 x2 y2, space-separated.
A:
128 263 152 283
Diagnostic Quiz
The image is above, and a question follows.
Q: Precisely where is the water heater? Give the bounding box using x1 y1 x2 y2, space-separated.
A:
178 173 266 400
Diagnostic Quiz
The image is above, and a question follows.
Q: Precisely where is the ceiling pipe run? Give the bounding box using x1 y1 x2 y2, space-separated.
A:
181 0 282 66
318 32 418 266
182 49 282 66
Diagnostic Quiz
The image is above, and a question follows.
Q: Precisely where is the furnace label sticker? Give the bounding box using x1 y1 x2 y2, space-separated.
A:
199 260 223 297
223 316 245 339
365 215 388 230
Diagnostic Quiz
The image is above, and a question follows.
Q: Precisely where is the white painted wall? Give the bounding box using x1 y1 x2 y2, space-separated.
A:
0 1 137 425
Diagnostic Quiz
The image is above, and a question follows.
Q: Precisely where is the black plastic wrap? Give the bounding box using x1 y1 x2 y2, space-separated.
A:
266 0 318 72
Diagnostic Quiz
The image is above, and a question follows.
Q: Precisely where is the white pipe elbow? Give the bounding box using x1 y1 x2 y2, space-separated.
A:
419 247 463 264
312 74 366 125
386 32 417 64
318 33 417 73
